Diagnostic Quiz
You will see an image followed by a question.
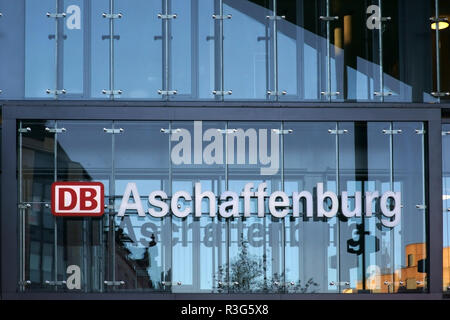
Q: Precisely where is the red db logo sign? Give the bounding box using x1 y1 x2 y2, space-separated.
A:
51 182 104 217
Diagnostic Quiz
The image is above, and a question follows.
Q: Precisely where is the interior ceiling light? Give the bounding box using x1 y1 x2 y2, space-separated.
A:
431 21 449 30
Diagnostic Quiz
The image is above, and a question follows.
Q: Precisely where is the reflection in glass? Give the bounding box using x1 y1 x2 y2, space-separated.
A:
114 0 162 99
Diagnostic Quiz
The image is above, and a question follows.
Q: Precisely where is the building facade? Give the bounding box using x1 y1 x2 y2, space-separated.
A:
1 0 450 299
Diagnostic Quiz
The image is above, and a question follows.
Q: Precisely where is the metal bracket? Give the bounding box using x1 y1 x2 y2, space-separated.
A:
382 129 402 134
267 90 287 96
217 129 237 134
102 89 123 95
328 129 348 135
45 280 66 286
374 91 393 97
18 203 31 209
442 131 450 136
431 92 450 97
104 281 125 286
380 17 391 22
212 14 232 20
46 89 67 95
18 127 31 133
158 13 177 19
160 128 182 134
45 127 66 134
212 90 232 96
46 12 66 18
103 128 124 134
319 16 339 21
415 205 426 210
430 17 448 23
266 15 285 20
0 12 2 17
272 129 293 135
321 91 340 96
158 90 177 95
415 129 426 135
102 12 123 19
104 204 115 210
18 280 31 286
0 89 2 94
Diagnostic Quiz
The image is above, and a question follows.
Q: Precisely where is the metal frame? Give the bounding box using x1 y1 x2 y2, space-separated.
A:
1 103 446 300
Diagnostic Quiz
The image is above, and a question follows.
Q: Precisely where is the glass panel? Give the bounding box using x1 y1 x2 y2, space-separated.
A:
361 122 392 292
169 0 216 100
223 0 273 100
284 122 337 293
113 121 171 291
277 0 327 102
56 121 112 292
337 122 361 293
227 121 282 293
90 0 109 98
25 0 55 98
435 0 450 101
381 0 434 103
443 124 450 292
328 0 381 102
23 204 55 291
62 0 84 98
114 0 162 99
392 122 427 292
21 121 55 203
171 121 227 293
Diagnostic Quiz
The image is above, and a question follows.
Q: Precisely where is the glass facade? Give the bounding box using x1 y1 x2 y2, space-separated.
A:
0 0 449 300
0 0 448 102
18 120 428 293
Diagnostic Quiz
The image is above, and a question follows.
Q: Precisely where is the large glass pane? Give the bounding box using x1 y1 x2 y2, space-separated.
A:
22 204 55 291
61 0 84 98
21 121 55 203
90 0 109 98
284 122 337 293
392 122 427 292
360 122 393 292
20 121 55 291
277 0 328 102
169 0 216 100
227 122 282 293
56 121 112 292
382 1 434 102
25 0 55 98
223 0 272 100
114 0 162 99
113 122 171 291
171 121 227 293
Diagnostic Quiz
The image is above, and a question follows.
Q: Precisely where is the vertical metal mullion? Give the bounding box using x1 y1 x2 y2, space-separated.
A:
335 122 340 293
219 0 224 101
110 121 116 287
326 0 331 102
273 0 278 102
389 122 395 291
163 0 170 101
168 121 173 291
378 0 384 102
109 0 114 100
53 121 58 291
225 121 229 292
280 121 285 292
18 122 24 291
53 0 59 100
435 0 441 103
